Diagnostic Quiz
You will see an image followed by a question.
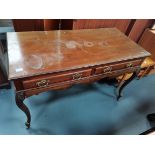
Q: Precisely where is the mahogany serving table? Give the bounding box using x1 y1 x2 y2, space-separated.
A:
7 28 150 128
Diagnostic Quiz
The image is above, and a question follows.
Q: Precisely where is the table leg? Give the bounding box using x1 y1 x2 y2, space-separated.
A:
15 92 31 129
116 68 140 101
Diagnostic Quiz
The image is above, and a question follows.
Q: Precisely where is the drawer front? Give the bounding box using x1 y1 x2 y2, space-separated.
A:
23 68 92 89
24 84 72 97
95 59 141 74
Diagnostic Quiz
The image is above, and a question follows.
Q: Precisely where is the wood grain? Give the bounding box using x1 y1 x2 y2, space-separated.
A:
72 19 132 33
139 29 155 59
7 28 150 80
138 29 155 74
128 19 154 42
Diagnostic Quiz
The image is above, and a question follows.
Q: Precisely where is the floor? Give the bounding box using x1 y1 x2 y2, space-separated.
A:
0 75 155 135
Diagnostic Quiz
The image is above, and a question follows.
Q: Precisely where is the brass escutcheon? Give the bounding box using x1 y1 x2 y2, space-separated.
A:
103 66 112 73
72 73 82 80
126 63 133 68
36 79 49 87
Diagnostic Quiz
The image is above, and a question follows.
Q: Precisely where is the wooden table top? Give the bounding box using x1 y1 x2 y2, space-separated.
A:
7 28 150 79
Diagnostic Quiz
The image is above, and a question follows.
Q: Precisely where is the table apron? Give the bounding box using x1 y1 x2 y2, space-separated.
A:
15 66 140 97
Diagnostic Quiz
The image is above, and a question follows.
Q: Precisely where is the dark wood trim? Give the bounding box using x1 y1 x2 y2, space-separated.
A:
0 41 10 88
13 19 44 32
60 19 73 30
125 19 136 36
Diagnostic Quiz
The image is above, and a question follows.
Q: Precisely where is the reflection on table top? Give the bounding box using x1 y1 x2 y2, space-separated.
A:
7 28 150 79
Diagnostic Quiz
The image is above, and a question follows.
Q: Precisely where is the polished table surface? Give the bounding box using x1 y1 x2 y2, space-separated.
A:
7 28 150 80
7 28 150 128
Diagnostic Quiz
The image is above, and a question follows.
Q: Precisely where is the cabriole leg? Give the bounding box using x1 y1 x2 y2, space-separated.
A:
116 68 140 101
15 92 31 129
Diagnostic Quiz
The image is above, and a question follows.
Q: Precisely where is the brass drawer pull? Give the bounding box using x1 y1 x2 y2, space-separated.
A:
36 79 49 87
72 73 82 80
103 66 112 73
126 63 133 68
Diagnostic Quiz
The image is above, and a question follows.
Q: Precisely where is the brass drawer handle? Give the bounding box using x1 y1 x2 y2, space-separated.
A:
72 73 82 80
126 63 133 68
36 79 49 87
103 66 112 73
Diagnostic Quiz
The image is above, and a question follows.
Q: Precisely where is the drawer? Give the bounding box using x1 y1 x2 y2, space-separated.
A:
24 84 72 97
95 59 142 74
22 68 92 89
